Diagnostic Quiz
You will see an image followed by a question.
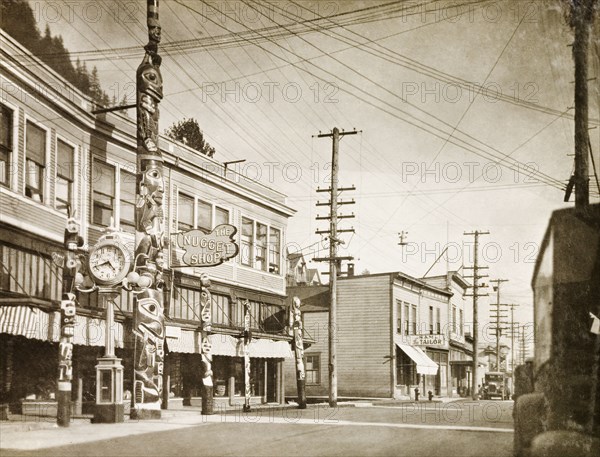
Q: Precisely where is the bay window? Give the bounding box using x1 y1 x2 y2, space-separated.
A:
239 217 282 275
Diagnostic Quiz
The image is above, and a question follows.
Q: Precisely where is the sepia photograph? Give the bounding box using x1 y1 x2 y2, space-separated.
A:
0 0 599 456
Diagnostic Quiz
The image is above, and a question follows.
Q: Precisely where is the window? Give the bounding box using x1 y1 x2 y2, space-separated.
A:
411 305 417 334
459 309 464 336
268 227 281 274
92 160 115 227
196 199 211 233
55 139 74 214
177 195 230 234
306 354 320 385
241 217 253 266
429 306 434 335
436 307 441 334
215 206 229 226
119 169 136 231
255 222 267 271
92 159 135 230
240 217 282 274
0 104 13 187
452 306 457 334
396 300 402 333
178 193 194 232
25 121 46 202
404 304 409 335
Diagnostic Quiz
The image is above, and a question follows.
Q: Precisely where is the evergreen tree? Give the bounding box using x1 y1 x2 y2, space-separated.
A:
165 118 216 157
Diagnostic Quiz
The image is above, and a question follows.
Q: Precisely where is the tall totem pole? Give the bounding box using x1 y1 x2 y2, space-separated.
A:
290 297 307 409
131 0 166 420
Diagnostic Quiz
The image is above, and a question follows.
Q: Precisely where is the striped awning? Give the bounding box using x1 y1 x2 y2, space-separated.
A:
208 334 292 359
0 305 124 348
0 305 48 340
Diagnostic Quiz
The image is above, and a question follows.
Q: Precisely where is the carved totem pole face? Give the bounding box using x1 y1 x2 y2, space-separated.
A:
137 59 163 103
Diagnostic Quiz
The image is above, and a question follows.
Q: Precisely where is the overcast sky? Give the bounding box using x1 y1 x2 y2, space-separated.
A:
31 0 600 345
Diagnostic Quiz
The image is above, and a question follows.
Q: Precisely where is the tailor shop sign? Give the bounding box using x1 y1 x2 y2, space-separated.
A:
177 224 239 267
412 334 447 347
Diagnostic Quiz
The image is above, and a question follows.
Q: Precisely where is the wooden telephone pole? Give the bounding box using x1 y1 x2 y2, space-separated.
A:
313 127 357 407
490 279 509 372
463 230 489 399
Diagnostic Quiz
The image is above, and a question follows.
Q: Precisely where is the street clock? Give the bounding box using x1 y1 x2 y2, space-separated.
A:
88 233 132 286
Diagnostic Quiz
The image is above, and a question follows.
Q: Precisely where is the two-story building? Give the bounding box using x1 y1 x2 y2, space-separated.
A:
0 29 295 414
284 270 471 400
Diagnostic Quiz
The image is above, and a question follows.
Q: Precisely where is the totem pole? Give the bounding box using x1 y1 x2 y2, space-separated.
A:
242 299 252 412
57 215 84 427
290 297 307 409
131 0 166 420
199 274 213 415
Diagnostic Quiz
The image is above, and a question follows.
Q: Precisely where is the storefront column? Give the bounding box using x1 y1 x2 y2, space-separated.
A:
276 361 282 404
74 378 83 415
262 360 268 403
228 358 235 407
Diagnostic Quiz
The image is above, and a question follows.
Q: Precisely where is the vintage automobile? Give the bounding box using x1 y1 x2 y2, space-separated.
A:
483 372 508 400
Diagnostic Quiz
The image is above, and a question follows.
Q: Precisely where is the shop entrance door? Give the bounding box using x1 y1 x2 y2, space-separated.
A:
266 359 278 403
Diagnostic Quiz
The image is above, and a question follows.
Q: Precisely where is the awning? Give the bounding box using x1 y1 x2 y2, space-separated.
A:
394 335 439 375
0 305 124 348
165 326 200 353
0 305 51 340
208 334 292 359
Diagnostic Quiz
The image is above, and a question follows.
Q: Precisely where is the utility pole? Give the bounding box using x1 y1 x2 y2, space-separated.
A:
507 304 519 372
570 0 595 214
463 230 489 399
490 279 509 372
313 127 358 407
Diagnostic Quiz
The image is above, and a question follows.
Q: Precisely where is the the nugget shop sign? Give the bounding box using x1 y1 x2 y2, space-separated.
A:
176 224 239 267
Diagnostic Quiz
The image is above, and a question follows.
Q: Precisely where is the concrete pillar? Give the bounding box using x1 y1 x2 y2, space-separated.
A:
228 358 235 406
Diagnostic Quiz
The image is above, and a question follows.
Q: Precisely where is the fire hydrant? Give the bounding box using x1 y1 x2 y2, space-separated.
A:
428 390 433 401
414 387 420 401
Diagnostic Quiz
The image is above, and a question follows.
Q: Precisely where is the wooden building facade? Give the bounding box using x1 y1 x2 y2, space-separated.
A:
285 271 472 400
0 29 295 414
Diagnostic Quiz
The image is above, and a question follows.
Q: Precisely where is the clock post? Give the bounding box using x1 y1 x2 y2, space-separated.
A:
88 230 130 423
93 287 124 423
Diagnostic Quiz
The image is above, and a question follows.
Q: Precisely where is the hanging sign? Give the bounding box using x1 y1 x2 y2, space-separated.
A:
176 224 239 267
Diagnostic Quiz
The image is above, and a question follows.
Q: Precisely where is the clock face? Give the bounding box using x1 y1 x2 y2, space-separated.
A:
89 243 129 285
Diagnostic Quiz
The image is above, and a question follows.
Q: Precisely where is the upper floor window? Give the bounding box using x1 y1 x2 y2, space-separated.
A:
91 159 135 231
178 193 194 232
404 303 409 335
56 139 74 214
452 306 457 334
177 193 230 234
396 300 402 334
120 170 136 232
240 216 282 274
25 121 46 202
429 306 434 335
0 104 13 188
268 227 281 274
459 309 464 336
411 305 417 334
436 307 441 334
92 160 115 227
